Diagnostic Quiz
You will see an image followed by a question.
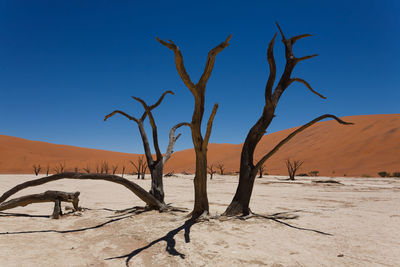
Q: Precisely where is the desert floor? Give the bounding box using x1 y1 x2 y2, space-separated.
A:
0 174 399 266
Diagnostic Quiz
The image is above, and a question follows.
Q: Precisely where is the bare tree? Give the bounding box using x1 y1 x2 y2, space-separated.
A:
121 164 126 178
217 163 225 175
95 163 99 174
45 164 50 176
53 162 65 174
130 156 147 180
33 164 41 176
112 164 118 175
74 167 79 173
105 91 188 203
83 163 91 174
223 23 353 217
157 34 231 218
101 161 109 175
207 164 216 180
258 163 266 178
286 159 304 180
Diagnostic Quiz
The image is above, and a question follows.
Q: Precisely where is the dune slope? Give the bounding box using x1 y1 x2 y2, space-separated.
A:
1 114 399 177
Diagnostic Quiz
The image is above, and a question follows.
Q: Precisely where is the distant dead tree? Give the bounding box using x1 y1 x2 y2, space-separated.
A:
53 162 65 174
33 164 41 176
74 167 79 173
83 163 91 174
100 161 109 174
130 156 148 180
95 163 100 174
105 91 188 203
157 34 231 218
257 163 266 178
45 164 50 176
217 163 225 175
207 164 216 180
223 23 353 217
285 159 303 180
121 164 126 178
111 164 118 175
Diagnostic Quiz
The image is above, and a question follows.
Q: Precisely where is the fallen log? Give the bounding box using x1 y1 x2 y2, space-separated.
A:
0 190 80 219
0 172 167 211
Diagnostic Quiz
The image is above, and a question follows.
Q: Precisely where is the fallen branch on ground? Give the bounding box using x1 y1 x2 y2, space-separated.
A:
0 190 80 219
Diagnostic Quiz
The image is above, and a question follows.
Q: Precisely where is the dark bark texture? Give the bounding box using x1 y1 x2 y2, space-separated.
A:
223 23 353 216
157 35 231 218
105 91 188 203
0 190 80 219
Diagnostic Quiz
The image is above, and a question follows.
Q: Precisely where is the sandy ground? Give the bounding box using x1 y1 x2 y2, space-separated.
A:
0 174 399 266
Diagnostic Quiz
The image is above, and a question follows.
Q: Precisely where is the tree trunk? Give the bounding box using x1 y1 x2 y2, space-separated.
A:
149 162 165 203
192 149 209 217
224 108 275 216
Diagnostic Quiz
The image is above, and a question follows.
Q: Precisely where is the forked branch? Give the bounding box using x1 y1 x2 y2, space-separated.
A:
203 103 219 148
163 122 191 164
255 115 353 170
198 34 232 88
156 37 196 93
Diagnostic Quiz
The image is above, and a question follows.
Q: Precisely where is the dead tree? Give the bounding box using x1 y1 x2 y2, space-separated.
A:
45 164 50 176
83 163 91 174
130 156 147 179
105 91 188 203
33 164 41 176
0 190 80 219
100 161 109 174
53 162 65 174
286 159 303 180
258 163 266 178
95 163 100 174
157 35 231 218
223 23 353 217
121 164 126 178
207 164 216 180
112 164 118 175
217 163 225 175
0 173 167 211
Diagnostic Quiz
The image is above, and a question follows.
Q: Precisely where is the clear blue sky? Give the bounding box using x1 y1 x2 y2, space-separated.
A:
1 0 399 153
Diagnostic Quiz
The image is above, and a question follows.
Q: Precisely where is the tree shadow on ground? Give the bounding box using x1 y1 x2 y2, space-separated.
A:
0 211 49 218
252 211 332 236
105 218 196 265
0 214 133 235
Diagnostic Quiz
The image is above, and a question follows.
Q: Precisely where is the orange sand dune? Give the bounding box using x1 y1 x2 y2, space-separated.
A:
1 114 399 177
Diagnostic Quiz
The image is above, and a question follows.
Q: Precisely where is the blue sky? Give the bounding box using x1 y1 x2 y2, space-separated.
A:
0 0 399 153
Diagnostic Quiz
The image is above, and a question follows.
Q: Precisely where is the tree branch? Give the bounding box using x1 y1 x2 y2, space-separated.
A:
132 96 163 160
265 33 277 104
289 78 326 99
254 115 353 170
296 54 318 63
0 173 166 210
197 34 232 89
156 37 196 94
104 110 139 123
203 103 219 148
163 122 191 164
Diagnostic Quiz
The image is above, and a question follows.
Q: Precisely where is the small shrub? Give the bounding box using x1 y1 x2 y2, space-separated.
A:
378 171 389 177
391 172 400 178
361 174 371 178
297 173 309 177
308 170 319 177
